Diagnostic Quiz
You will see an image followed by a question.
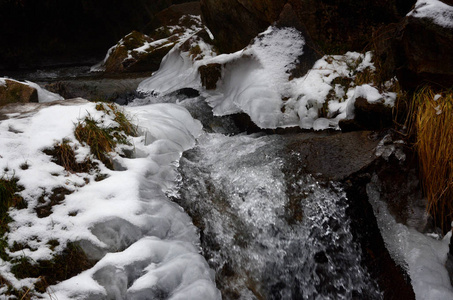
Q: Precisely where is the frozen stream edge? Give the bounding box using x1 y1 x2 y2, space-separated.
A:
48 103 221 299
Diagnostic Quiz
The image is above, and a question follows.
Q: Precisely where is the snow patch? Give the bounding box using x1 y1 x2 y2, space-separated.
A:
409 0 453 28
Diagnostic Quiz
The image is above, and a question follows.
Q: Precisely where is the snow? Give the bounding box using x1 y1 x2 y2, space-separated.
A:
0 100 219 298
408 0 453 28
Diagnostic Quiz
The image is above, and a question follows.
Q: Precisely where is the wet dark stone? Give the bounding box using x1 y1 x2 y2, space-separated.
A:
339 97 393 132
199 64 222 90
344 171 416 300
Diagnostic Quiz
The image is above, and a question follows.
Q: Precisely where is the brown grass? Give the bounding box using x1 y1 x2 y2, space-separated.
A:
74 116 117 169
43 139 92 173
415 87 453 231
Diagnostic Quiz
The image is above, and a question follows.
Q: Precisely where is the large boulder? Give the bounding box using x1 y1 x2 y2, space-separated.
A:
0 79 38 106
288 0 415 53
98 31 174 73
200 0 287 53
94 2 202 74
371 0 453 90
397 13 453 89
200 0 415 54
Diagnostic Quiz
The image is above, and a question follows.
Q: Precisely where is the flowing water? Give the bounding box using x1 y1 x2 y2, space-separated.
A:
158 96 384 299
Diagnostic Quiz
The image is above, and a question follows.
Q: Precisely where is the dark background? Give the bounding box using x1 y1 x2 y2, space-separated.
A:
0 0 190 70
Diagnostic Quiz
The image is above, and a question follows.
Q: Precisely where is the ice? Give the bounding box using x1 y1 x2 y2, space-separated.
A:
408 0 453 28
25 80 64 102
51 238 220 300
367 175 453 299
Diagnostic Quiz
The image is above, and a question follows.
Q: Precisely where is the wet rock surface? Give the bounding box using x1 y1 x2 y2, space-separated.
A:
45 76 149 104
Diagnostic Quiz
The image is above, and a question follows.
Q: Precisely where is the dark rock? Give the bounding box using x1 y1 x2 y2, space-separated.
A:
0 80 38 106
148 1 201 29
285 131 380 181
344 172 416 300
372 3 453 91
276 3 322 78
288 0 415 53
340 97 393 132
168 88 200 98
200 0 286 53
45 77 147 102
397 16 453 90
199 63 222 90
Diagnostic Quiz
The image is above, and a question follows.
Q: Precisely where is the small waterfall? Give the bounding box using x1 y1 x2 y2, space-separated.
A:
172 132 382 299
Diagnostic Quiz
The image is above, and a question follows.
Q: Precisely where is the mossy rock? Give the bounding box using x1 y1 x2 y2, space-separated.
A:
103 31 175 73
0 80 38 106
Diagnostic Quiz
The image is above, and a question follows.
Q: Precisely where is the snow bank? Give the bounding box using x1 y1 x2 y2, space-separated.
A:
408 0 453 28
0 101 219 298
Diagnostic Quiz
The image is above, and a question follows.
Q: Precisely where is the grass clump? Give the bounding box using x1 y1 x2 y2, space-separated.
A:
95 103 138 137
75 103 137 169
0 176 24 223
43 139 93 173
0 175 25 274
414 87 453 232
75 116 117 169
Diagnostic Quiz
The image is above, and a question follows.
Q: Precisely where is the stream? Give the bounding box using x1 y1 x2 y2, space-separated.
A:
131 93 385 299
1 70 410 299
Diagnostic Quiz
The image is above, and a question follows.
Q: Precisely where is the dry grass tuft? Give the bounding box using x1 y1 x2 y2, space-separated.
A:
75 116 117 169
76 103 137 169
415 87 453 231
95 103 138 137
354 67 376 86
43 139 93 173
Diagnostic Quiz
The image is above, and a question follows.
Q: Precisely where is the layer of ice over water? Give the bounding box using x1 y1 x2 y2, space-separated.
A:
367 175 453 299
176 132 382 299
136 26 396 130
0 101 219 298
408 0 453 28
